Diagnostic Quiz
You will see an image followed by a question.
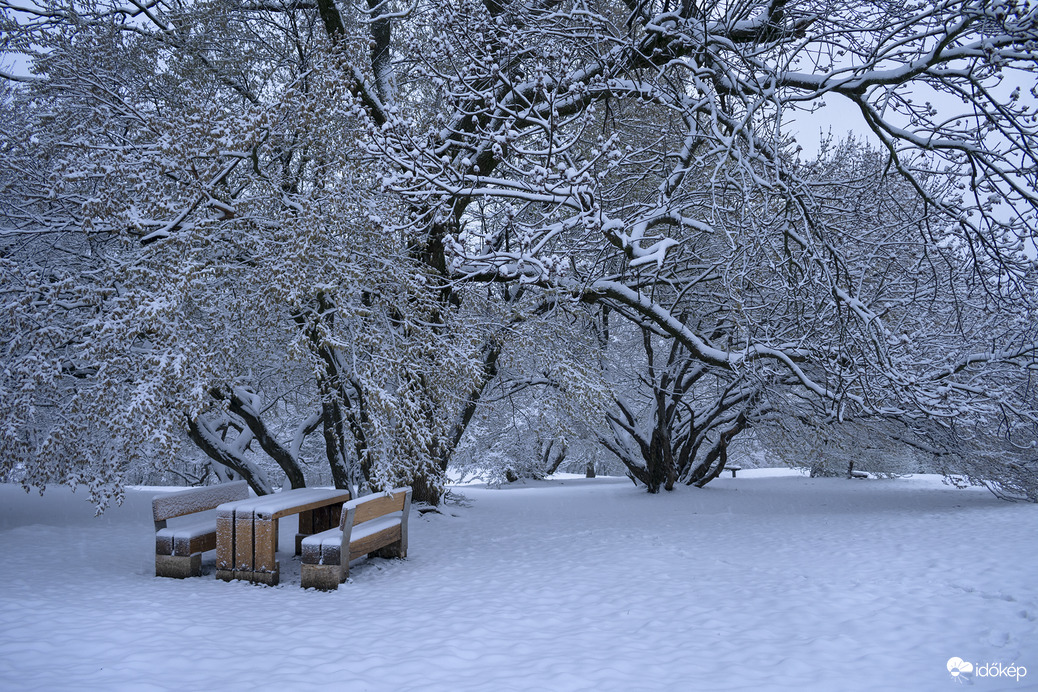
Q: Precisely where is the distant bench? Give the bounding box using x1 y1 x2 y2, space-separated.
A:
727 467 743 478
152 481 249 578
301 487 412 590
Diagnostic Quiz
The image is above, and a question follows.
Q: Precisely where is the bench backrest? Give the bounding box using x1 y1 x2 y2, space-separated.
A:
340 487 412 530
152 481 249 526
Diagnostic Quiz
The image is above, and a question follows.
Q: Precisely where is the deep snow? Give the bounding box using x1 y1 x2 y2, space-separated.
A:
0 470 1035 691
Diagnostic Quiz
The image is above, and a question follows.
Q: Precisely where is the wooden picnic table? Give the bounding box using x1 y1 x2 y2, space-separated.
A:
215 488 352 586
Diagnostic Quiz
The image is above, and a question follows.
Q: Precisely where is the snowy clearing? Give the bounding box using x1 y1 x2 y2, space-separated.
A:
1 470 1035 691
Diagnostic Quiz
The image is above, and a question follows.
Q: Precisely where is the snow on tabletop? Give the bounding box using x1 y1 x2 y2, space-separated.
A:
1 472 1035 691
251 487 352 518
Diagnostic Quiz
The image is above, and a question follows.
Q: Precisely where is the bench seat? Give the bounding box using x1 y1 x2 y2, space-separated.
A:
155 515 220 556
153 481 249 578
302 511 404 564
300 488 411 590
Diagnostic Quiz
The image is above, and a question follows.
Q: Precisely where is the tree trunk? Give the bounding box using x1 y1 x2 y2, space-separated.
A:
321 400 353 491
186 419 273 496
409 466 444 505
646 428 676 493
546 440 568 475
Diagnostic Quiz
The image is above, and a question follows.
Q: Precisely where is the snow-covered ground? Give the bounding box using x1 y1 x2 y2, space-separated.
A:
0 470 1035 691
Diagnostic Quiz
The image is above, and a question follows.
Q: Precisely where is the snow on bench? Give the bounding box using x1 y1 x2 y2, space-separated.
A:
300 487 412 591
153 481 249 578
214 487 351 585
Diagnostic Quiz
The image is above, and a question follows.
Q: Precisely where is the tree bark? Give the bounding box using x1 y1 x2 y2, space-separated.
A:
187 418 273 496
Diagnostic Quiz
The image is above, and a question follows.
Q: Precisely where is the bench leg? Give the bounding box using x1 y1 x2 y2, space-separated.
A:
156 553 202 579
373 540 405 559
295 509 313 556
296 504 342 555
301 563 342 591
216 508 236 582
253 517 280 586
234 510 256 581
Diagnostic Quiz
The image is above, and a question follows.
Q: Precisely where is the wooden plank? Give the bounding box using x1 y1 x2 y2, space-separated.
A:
297 509 314 535
314 503 341 533
253 516 278 576
173 532 217 557
235 509 255 575
194 533 217 555
297 504 337 555
155 533 174 557
398 490 410 558
352 492 405 526
216 508 235 573
295 509 313 556
321 540 343 566
348 525 401 561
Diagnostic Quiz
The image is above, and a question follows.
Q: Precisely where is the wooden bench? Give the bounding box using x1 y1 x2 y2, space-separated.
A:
215 487 351 585
847 462 869 479
300 487 412 590
153 481 249 578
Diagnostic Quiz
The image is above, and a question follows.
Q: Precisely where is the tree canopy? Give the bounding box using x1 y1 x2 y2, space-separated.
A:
2 0 1037 506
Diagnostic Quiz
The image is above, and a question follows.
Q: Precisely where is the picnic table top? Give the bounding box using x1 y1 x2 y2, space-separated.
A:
218 488 352 520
